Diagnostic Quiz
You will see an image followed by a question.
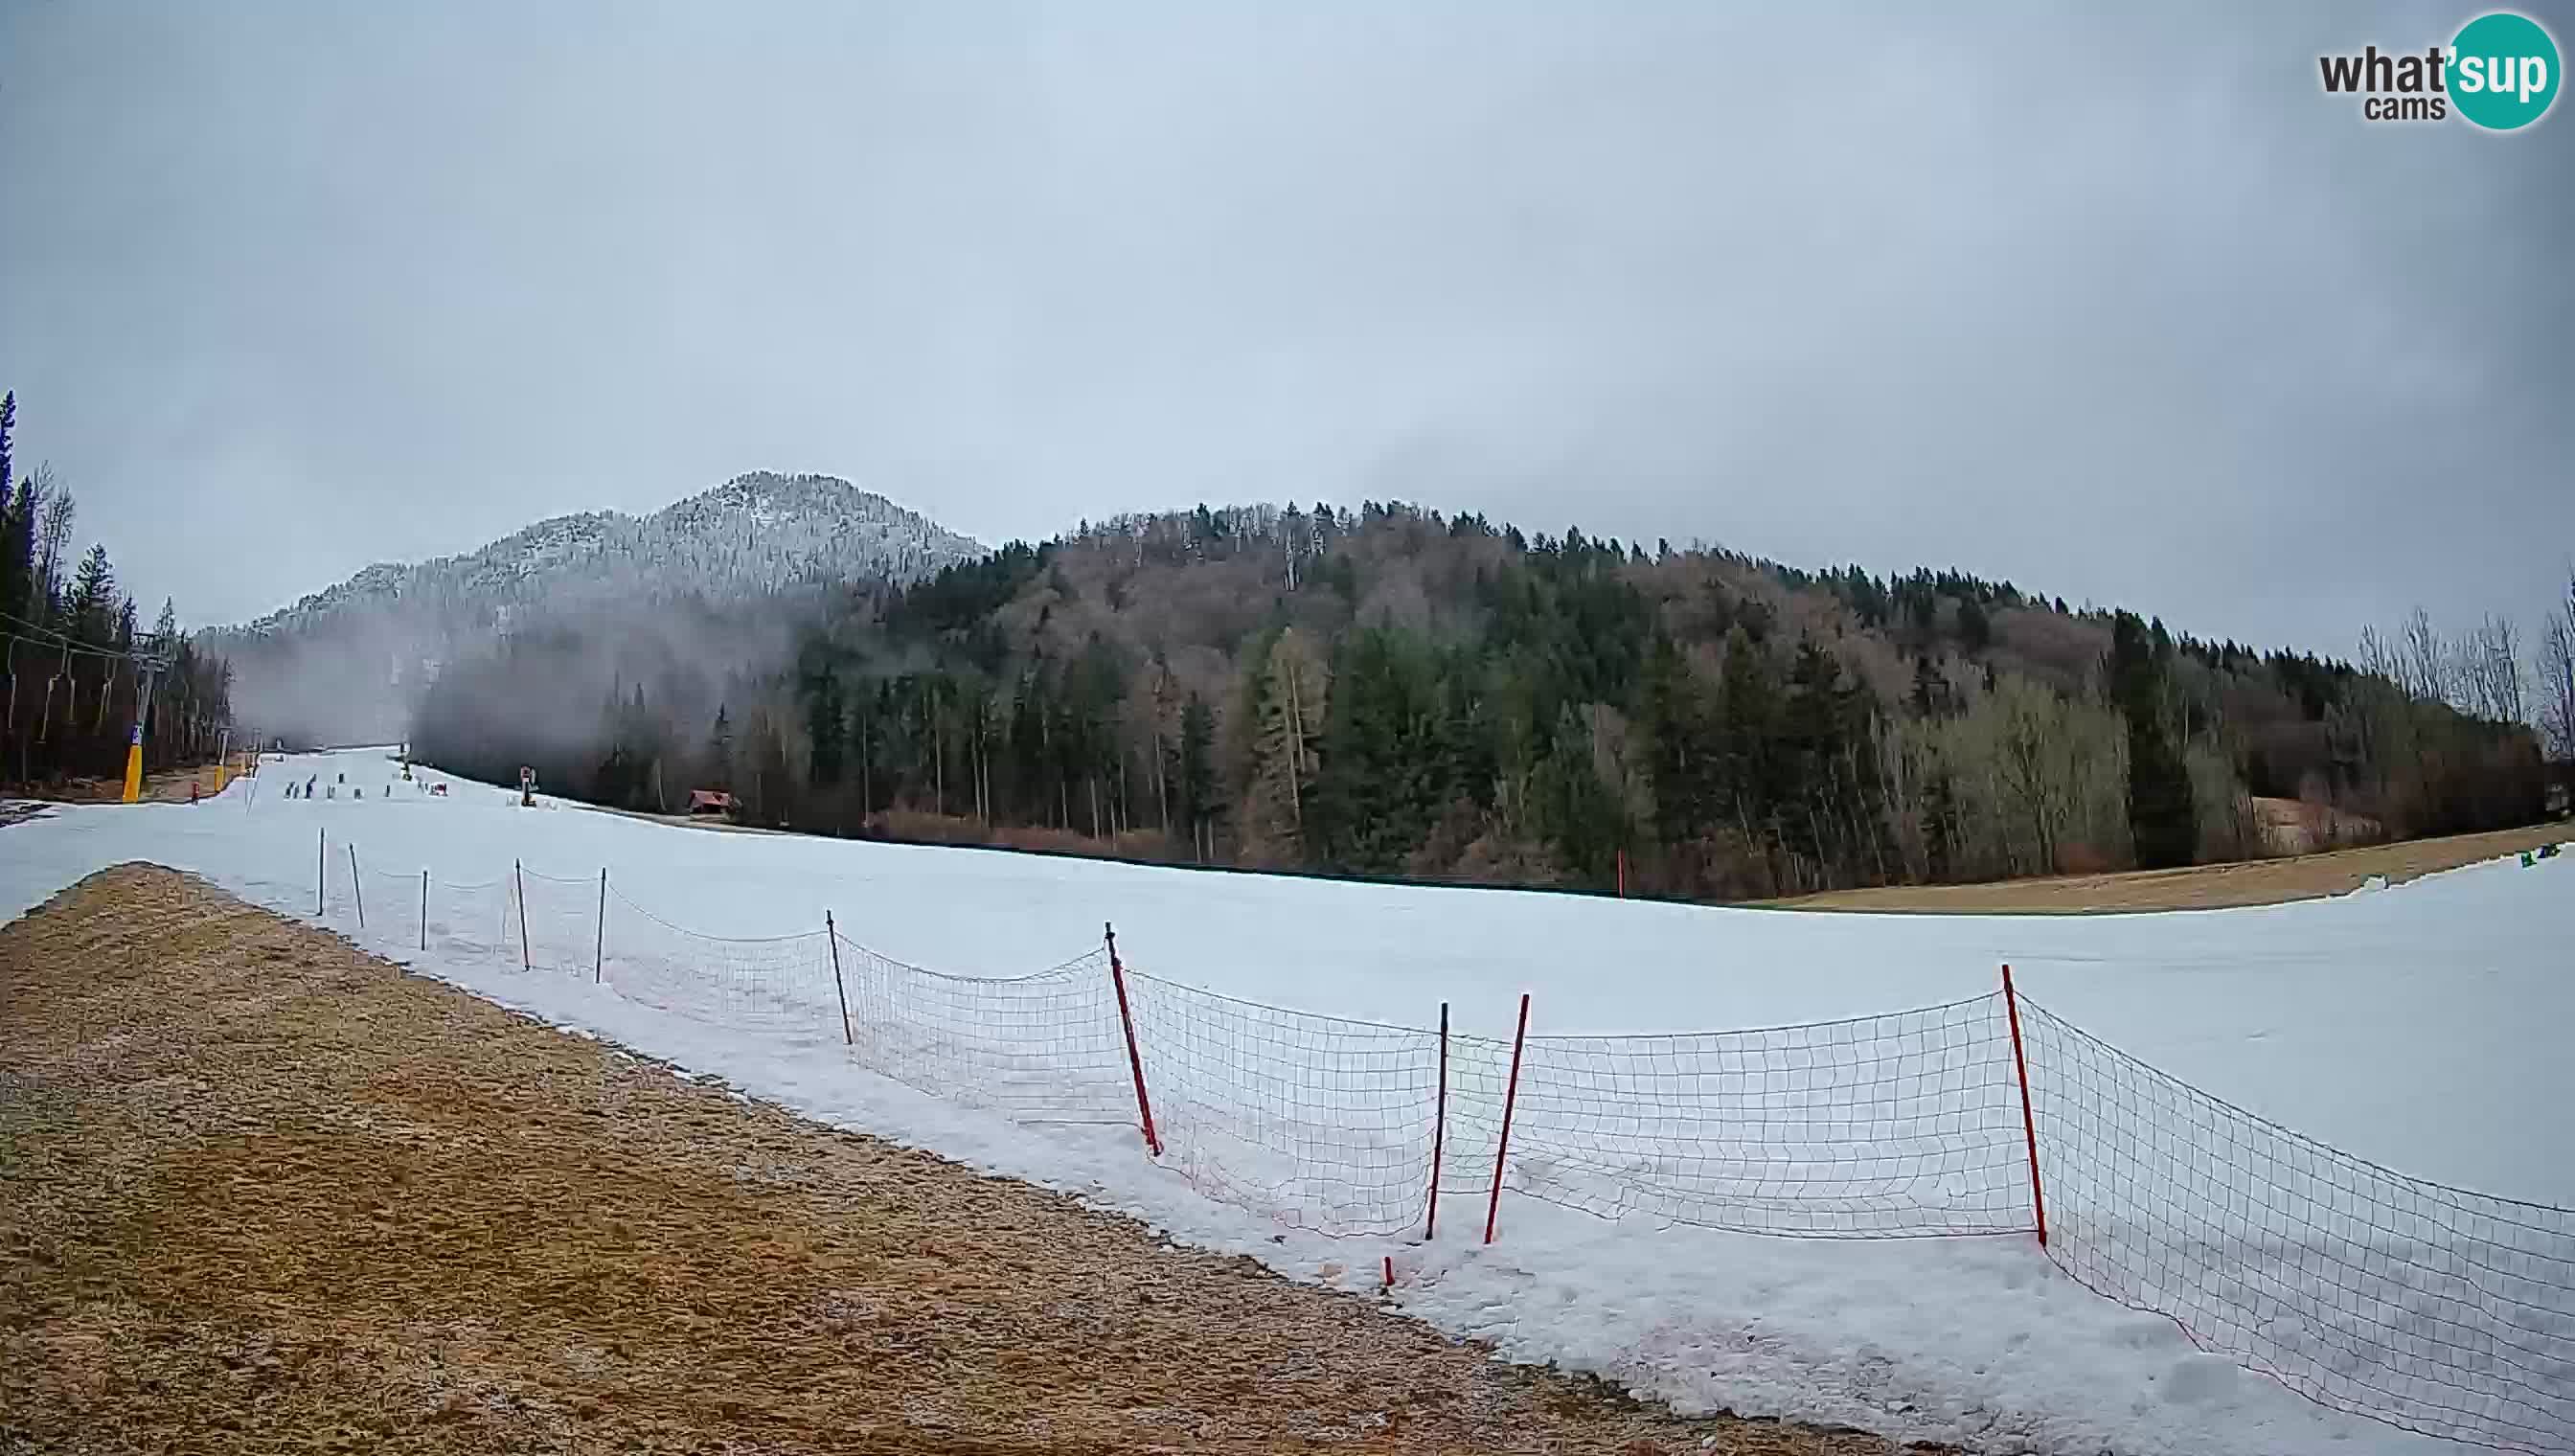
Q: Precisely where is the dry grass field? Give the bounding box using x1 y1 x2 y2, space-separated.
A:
1762 822 2569 914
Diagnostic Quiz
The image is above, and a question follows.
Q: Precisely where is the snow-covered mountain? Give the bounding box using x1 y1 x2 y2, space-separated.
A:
209 472 985 744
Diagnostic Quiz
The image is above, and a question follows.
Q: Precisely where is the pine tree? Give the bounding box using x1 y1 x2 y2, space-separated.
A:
1909 655 1944 717
1173 694 1218 859
67 545 115 648
705 705 733 790
747 711 792 827
2111 611 2197 868
0 391 14 618
805 665 844 785
1712 626 1776 824
1 476 31 626
1637 633 1710 845
1957 597 1993 655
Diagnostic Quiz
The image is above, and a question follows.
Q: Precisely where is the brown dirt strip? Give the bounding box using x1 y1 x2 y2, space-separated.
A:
0 865 1944 1456
1758 821 2570 914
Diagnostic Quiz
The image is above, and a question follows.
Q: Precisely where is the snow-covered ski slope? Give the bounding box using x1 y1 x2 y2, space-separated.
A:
2 747 2568 1456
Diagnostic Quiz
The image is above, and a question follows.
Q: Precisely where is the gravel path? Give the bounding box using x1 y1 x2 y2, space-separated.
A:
0 864 1940 1455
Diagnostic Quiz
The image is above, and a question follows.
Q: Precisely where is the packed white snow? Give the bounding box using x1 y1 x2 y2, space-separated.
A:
1 746 2566 1456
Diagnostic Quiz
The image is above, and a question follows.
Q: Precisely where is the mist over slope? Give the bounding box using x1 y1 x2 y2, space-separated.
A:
208 472 982 745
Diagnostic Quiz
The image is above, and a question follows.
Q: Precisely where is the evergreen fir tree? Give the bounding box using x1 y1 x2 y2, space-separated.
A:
1173 694 1218 859
1909 655 1944 717
805 666 844 785
1637 633 1710 845
705 705 734 790
2111 611 2198 868
67 544 115 647
0 477 31 626
1957 597 1993 655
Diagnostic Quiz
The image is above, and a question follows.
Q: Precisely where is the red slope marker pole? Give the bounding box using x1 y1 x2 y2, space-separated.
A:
1105 922 1161 1157
1425 1000 1449 1240
2002 964 2048 1249
1485 991 1530 1245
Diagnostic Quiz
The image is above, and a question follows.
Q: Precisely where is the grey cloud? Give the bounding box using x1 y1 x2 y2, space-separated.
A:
1 0 2567 652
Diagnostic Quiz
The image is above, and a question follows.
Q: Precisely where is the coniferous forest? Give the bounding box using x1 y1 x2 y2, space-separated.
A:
413 501 2560 900
0 393 235 790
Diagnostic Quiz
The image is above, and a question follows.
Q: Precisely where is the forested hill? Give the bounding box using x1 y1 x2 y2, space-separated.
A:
412 501 2548 899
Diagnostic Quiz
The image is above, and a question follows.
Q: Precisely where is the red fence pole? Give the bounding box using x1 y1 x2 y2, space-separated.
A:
2002 964 2049 1248
1105 922 1161 1156
1484 991 1530 1245
825 911 854 1047
1425 1000 1449 1240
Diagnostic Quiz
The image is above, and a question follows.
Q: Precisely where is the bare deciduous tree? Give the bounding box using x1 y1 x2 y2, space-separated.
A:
2455 614 2525 725
2401 605 2450 708
2539 571 2575 762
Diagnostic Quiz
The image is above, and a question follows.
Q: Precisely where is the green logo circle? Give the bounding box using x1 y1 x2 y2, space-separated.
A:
2450 11 2560 130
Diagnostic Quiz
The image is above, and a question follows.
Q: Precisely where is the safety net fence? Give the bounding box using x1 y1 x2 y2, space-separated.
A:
2017 996 2575 1452
308 841 2574 1453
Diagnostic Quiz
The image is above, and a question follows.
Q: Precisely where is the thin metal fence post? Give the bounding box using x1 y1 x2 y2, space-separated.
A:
1425 1000 1449 1240
825 911 854 1046
514 858 531 973
420 871 428 952
316 828 326 916
348 843 364 930
1484 992 1530 1245
594 868 607 984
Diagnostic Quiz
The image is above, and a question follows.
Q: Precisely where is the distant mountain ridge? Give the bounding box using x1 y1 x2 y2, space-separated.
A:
235 471 982 634
212 471 985 744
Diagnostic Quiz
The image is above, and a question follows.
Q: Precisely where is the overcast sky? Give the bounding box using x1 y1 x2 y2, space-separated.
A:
2 1 2568 652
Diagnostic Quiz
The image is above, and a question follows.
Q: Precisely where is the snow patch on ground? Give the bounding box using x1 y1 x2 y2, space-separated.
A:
1 747 2565 1456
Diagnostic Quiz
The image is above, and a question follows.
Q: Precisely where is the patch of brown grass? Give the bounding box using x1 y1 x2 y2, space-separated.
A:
1764 823 2569 914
